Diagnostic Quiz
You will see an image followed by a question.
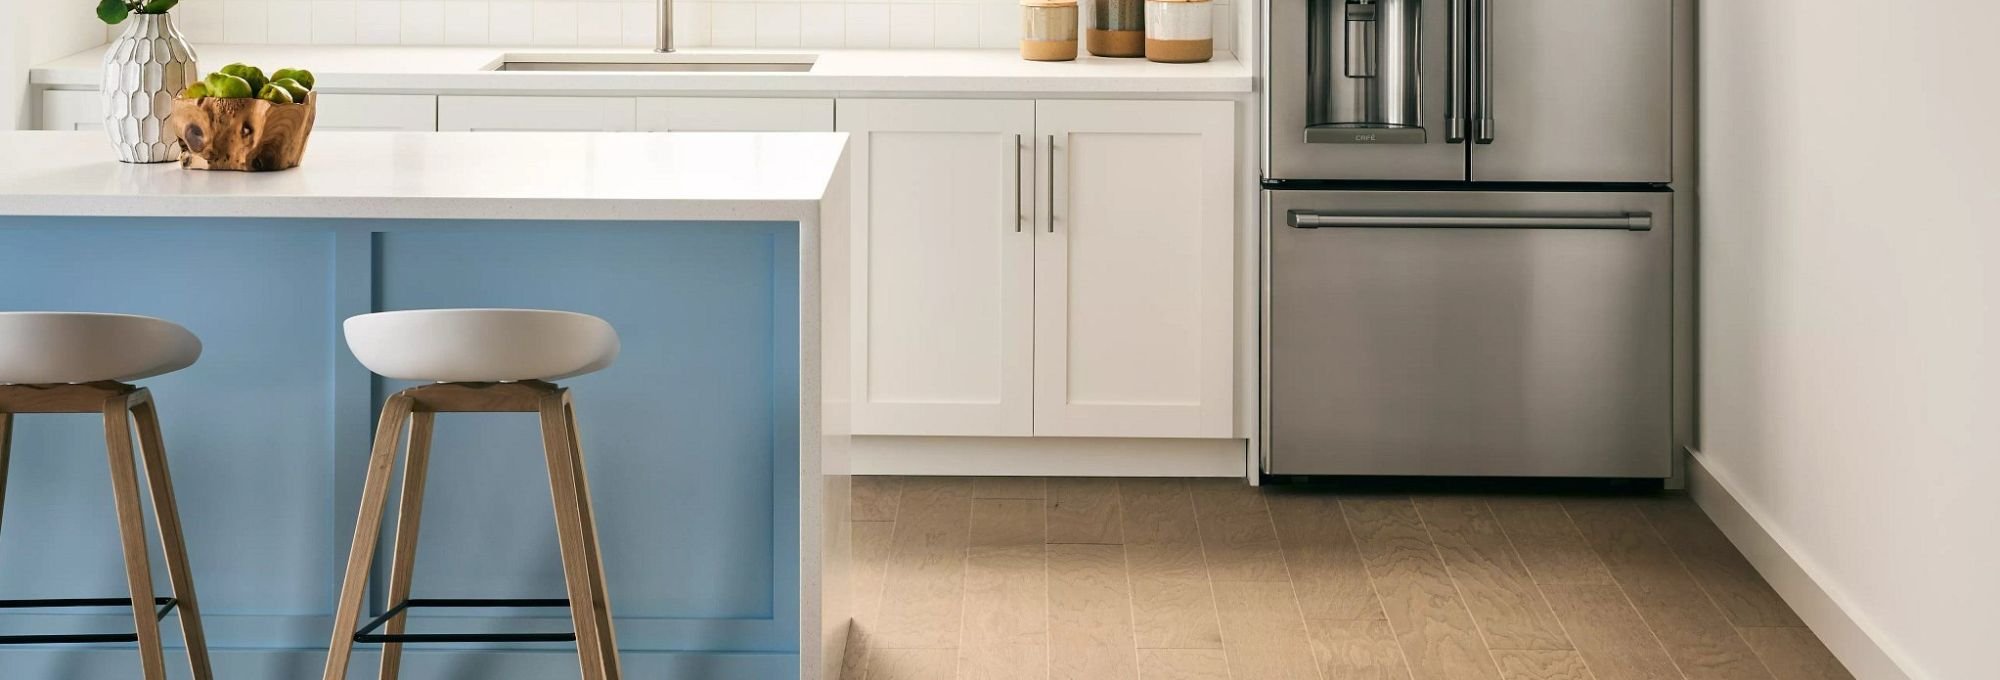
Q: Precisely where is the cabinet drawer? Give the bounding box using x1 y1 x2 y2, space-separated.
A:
438 96 637 132
39 90 102 131
314 94 437 131
637 98 832 131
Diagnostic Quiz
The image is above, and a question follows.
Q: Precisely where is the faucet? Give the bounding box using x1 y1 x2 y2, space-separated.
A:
656 0 675 52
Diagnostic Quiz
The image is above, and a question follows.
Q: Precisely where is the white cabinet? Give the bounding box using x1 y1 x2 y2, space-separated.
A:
637 98 833 131
313 94 438 131
839 99 1037 436
844 98 1236 439
1033 100 1236 437
437 96 637 131
41 90 435 132
39 90 101 131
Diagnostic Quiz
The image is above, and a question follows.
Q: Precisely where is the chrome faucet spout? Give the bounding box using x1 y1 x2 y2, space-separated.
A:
656 0 675 52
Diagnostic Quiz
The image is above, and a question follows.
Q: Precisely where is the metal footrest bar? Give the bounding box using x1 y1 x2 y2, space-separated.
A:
352 598 577 644
0 597 179 645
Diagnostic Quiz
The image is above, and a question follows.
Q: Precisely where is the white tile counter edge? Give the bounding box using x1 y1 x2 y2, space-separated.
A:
32 45 1252 95
0 130 848 222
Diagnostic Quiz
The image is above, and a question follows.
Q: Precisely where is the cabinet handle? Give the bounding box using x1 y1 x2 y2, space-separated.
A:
1472 0 1496 144
1046 134 1057 234
1014 133 1024 233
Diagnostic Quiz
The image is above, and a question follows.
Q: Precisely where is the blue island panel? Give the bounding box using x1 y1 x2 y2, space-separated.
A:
0 218 802 680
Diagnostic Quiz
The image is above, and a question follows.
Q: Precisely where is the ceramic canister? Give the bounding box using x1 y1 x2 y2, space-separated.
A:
1144 0 1214 63
1088 0 1146 57
1021 0 1081 62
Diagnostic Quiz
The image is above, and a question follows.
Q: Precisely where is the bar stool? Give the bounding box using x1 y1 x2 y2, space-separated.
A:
0 312 211 680
325 308 625 680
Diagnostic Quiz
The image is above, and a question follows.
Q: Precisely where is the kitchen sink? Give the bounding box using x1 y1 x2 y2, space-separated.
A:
489 53 817 73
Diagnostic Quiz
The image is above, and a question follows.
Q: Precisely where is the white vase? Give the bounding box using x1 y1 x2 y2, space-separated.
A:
101 13 200 164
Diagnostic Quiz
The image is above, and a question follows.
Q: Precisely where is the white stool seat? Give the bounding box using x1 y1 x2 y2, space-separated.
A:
0 312 202 385
344 309 620 383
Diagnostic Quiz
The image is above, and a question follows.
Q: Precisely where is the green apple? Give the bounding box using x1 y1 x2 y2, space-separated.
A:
203 72 253 99
257 82 296 104
218 63 267 93
180 81 209 99
270 78 310 102
270 68 316 91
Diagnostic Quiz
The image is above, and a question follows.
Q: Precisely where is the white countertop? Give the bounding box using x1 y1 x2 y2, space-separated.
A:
32 45 1252 95
0 130 849 221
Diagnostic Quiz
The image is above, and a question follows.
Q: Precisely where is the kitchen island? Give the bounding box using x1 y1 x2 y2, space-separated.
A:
0 131 851 680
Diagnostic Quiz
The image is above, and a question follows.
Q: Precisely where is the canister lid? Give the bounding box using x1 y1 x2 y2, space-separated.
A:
1021 0 1078 7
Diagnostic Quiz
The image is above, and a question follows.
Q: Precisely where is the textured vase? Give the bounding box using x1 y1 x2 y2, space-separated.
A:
102 13 200 163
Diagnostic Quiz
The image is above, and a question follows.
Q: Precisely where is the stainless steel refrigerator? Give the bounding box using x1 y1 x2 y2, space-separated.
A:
1261 0 1694 477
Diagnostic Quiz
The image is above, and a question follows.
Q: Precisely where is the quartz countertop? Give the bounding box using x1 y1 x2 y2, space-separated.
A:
32 45 1253 95
0 130 850 221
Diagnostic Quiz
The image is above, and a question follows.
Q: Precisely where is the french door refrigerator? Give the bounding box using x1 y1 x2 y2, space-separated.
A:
1261 0 1689 477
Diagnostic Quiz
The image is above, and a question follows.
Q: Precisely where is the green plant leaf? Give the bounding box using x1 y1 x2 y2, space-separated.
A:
139 0 179 13
96 0 131 24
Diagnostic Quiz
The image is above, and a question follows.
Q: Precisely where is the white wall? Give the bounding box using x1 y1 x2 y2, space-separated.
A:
0 0 106 129
169 0 1235 51
1699 2 2000 679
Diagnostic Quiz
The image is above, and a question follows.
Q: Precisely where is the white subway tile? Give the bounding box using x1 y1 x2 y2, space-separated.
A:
578 2 622 44
755 3 801 47
622 1 656 46
311 0 358 43
977 2 1014 48
532 1 580 44
673 1 712 46
443 0 491 43
888 4 932 46
489 1 534 42
710 3 754 45
844 2 888 47
181 3 225 43
799 4 844 47
400 0 447 43
932 3 976 47
355 1 401 44
224 0 272 44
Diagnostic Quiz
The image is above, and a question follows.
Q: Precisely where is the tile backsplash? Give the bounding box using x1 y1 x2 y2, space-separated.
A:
167 0 1232 51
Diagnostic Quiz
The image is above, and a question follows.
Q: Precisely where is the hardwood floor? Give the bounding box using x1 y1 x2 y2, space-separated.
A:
842 478 1853 680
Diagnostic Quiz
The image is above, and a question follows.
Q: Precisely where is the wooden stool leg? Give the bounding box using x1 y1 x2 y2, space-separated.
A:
102 396 169 680
538 393 609 680
130 395 215 680
565 400 622 680
322 395 416 680
379 412 437 680
0 413 12 539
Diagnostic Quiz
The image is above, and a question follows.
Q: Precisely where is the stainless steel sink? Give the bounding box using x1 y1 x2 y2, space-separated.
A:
489 54 817 73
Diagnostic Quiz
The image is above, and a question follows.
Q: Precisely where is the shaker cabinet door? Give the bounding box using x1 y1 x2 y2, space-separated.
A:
1032 100 1235 438
839 99 1037 436
1470 0 1673 182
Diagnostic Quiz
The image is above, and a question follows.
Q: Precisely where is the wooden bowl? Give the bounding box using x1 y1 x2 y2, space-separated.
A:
168 93 317 172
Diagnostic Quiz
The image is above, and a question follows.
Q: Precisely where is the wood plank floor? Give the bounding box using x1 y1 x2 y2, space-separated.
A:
842 478 1853 680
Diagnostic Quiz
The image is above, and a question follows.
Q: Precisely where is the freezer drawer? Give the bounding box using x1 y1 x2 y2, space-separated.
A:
1265 190 1673 477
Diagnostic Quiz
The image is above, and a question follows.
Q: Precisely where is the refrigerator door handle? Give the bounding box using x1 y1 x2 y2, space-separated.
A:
1472 0 1496 144
1446 0 1468 143
1287 211 1653 231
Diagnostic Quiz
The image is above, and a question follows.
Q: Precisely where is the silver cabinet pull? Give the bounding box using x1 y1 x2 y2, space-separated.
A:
1046 134 1057 234
1288 211 1653 231
1014 133 1024 233
1446 0 1468 143
1472 0 1495 144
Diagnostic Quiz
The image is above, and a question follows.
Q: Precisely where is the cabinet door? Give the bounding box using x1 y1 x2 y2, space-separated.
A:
839 99 1036 436
1034 100 1235 438
39 90 101 131
314 94 438 131
1470 0 1672 182
636 98 833 131
437 96 637 131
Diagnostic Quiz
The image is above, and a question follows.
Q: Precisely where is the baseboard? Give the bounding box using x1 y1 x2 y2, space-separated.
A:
1684 448 1922 680
851 436 1248 478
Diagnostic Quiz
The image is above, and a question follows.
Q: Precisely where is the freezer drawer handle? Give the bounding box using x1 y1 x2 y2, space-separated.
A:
1287 211 1653 231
